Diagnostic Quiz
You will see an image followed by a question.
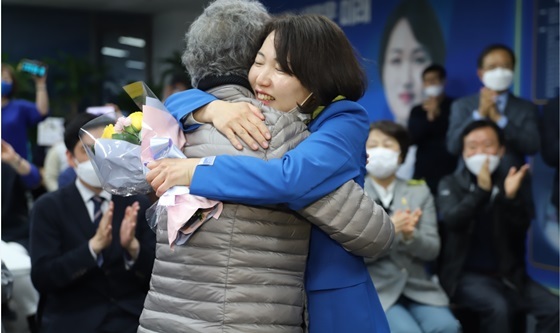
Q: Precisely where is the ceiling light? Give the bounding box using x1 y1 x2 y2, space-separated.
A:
101 47 129 58
118 36 146 48
125 60 145 70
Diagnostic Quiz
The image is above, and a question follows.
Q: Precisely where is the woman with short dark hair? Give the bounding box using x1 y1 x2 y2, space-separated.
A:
364 120 460 333
148 5 393 333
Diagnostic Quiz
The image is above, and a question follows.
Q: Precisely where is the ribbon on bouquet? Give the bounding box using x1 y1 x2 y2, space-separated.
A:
159 187 223 247
136 95 223 248
148 137 223 247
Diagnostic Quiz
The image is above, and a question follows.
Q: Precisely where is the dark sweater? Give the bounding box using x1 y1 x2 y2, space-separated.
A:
408 96 457 195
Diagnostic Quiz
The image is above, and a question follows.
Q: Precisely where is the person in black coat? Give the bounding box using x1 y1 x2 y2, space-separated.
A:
408 64 457 195
437 120 558 333
29 113 155 333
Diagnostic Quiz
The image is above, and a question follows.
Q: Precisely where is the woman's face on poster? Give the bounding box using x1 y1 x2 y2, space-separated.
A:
382 18 431 124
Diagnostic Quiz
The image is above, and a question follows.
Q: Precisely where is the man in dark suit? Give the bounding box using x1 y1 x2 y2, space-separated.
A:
29 113 155 333
438 120 558 333
408 64 457 196
446 44 540 171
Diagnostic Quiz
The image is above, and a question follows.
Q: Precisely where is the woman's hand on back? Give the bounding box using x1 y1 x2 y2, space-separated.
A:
146 158 201 197
194 100 271 151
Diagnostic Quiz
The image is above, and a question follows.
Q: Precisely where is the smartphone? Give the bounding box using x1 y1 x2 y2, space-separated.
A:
17 59 47 77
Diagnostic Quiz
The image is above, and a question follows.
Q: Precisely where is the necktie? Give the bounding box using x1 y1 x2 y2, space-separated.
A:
91 195 105 227
91 195 105 266
496 97 505 113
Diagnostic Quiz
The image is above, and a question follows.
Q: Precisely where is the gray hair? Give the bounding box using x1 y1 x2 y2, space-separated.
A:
182 0 270 88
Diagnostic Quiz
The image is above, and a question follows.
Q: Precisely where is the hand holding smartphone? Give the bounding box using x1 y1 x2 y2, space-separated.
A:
17 59 47 77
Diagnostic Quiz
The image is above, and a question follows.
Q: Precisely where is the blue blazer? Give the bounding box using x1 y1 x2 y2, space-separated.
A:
166 89 390 332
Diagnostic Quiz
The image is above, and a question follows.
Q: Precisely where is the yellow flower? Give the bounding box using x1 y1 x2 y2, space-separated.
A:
128 111 143 132
101 124 115 139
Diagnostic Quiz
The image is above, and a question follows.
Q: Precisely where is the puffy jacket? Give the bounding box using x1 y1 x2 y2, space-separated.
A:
138 82 394 333
138 83 311 333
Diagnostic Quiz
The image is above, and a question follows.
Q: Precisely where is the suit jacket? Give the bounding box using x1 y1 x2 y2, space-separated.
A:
1 162 31 249
364 178 448 310
29 183 155 333
436 167 531 297
446 92 540 169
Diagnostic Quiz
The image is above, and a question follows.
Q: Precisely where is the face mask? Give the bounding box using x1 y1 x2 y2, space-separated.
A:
75 159 102 188
366 147 400 179
464 154 500 175
423 85 443 97
482 68 513 91
1 81 12 97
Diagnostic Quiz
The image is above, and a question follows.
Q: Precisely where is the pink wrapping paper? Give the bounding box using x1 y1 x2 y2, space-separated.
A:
141 104 223 246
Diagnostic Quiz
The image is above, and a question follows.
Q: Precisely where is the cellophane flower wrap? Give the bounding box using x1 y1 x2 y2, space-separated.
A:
122 81 223 248
80 111 152 196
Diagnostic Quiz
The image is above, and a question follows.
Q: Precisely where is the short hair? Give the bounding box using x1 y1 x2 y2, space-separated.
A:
422 64 446 80
378 0 445 81
64 112 107 154
369 120 411 162
477 44 516 69
460 119 505 148
259 14 367 114
1 63 17 99
182 0 270 88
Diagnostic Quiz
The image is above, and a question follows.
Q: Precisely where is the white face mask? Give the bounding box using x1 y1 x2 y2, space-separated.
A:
464 154 500 175
74 159 102 188
482 68 513 91
423 85 444 98
366 147 400 179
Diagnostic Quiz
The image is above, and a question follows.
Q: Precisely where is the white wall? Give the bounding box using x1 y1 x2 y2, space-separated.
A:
152 9 200 85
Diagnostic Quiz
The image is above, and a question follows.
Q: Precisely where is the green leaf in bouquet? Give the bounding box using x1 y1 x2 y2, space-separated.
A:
112 132 140 145
124 125 139 136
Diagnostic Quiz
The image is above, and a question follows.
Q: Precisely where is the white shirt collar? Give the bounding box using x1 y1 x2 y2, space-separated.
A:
370 178 396 209
74 178 112 205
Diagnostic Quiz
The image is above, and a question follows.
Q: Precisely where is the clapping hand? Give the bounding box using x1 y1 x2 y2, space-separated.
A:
401 208 422 240
89 201 114 254
1 140 18 165
391 208 422 240
477 157 492 191
422 98 440 121
479 87 498 118
504 164 530 199
120 201 140 259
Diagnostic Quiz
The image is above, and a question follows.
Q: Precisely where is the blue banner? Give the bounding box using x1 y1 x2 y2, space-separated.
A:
262 0 559 291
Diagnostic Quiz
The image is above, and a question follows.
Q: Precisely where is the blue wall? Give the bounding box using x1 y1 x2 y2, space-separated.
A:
261 0 559 292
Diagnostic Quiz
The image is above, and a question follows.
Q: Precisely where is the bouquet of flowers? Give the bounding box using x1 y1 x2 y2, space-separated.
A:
119 82 223 246
80 112 152 196
102 112 142 145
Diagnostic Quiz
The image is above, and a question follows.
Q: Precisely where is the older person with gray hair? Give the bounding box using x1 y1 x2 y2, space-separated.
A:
138 1 393 332
138 1 312 332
